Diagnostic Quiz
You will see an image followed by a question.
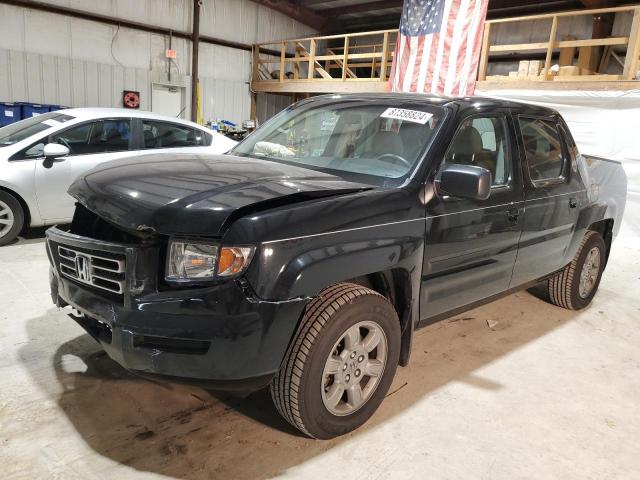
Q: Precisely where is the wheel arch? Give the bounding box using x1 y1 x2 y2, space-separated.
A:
0 185 31 229
587 218 614 264
344 268 414 367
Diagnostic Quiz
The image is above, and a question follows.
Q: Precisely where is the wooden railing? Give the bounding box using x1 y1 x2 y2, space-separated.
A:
478 4 640 87
251 4 640 94
251 30 397 93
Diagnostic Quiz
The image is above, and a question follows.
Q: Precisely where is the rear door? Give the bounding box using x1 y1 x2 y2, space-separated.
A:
34 118 133 221
509 115 587 286
420 110 525 322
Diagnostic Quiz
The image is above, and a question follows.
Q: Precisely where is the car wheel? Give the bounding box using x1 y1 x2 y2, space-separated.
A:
0 191 24 247
548 230 606 310
270 282 401 439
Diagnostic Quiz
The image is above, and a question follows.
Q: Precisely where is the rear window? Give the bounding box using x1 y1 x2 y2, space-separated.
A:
519 117 565 182
0 113 75 147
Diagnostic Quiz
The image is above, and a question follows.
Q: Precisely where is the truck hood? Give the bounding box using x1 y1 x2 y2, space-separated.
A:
69 153 371 236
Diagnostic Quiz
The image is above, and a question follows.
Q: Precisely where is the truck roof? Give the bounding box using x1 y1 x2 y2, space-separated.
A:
310 93 559 117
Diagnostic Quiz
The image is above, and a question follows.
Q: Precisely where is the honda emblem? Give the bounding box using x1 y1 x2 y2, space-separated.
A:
75 254 90 282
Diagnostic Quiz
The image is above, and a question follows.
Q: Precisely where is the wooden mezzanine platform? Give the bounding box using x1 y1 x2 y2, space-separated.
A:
250 4 640 96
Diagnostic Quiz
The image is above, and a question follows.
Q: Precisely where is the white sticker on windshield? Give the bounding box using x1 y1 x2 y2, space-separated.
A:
42 119 61 127
380 107 433 125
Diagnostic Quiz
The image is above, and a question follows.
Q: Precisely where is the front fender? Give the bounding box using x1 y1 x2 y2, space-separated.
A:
244 219 425 303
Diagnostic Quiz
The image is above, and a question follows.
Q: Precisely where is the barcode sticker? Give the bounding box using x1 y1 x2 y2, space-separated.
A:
381 108 433 125
4 110 13 117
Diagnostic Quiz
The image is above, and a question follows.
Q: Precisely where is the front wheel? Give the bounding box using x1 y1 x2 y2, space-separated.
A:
0 191 25 247
270 283 401 439
548 230 606 310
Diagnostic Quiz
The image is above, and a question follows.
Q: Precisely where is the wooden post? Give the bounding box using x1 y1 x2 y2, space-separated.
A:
252 45 260 83
371 45 377 78
279 42 286 82
293 46 300 79
478 23 491 81
308 39 316 80
623 8 640 79
342 36 350 81
250 92 257 123
543 16 558 79
380 31 389 81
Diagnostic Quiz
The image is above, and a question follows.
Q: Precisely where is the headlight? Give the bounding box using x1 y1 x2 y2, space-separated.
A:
165 240 254 282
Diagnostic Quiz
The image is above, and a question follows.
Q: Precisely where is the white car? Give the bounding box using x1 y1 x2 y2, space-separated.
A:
0 108 237 245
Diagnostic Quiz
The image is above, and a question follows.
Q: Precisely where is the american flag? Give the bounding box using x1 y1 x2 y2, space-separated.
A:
388 0 489 96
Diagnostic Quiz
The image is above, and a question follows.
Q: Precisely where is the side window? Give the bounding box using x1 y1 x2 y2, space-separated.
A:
443 116 511 186
50 119 131 155
141 121 207 149
519 117 565 182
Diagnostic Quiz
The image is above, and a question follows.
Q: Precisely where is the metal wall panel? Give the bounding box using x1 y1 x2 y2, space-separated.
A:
0 0 315 123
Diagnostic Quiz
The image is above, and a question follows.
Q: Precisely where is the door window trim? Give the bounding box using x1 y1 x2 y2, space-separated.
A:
135 118 212 151
8 117 134 161
437 112 515 194
516 114 569 189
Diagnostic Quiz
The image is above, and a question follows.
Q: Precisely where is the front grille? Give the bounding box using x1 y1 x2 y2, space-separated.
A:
57 245 126 295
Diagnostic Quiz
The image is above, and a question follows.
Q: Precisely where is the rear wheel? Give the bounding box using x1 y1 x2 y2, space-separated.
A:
548 230 606 310
270 283 401 439
0 191 24 247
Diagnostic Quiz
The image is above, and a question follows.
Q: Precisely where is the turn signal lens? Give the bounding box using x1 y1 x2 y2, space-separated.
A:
217 247 255 277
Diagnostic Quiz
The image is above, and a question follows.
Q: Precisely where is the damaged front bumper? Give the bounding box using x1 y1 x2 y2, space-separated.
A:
46 227 308 392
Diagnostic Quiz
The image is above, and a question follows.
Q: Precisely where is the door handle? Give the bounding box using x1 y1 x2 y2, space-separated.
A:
569 197 578 209
507 207 519 223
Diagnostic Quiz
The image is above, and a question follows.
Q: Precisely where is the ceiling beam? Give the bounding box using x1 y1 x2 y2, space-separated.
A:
323 0 403 18
578 0 618 7
250 0 329 31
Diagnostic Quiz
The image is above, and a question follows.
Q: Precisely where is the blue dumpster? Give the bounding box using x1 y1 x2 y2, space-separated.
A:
0 102 22 126
20 102 49 119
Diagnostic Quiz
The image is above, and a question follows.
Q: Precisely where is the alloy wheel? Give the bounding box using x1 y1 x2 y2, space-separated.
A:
321 320 388 416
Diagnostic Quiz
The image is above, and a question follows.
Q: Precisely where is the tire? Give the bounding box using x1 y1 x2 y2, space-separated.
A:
0 191 24 247
270 282 401 439
548 230 606 310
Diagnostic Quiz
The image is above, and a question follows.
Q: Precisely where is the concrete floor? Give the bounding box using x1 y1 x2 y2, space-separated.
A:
1 162 639 479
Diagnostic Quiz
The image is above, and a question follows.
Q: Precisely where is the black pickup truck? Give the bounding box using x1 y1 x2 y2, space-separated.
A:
47 94 626 439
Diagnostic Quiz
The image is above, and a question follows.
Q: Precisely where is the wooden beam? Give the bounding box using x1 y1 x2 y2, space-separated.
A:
478 23 491 81
624 8 640 79
380 31 390 81
308 39 316 80
342 37 350 80
477 79 640 91
252 79 388 94
543 15 559 79
486 4 639 24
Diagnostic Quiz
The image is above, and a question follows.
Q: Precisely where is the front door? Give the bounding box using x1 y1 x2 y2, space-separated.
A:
34 118 133 222
420 112 524 322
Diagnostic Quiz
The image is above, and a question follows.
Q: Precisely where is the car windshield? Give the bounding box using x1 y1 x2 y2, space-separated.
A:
232 99 445 183
0 113 75 147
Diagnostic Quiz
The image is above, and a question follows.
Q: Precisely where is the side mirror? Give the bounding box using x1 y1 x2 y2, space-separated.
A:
43 143 70 159
439 164 492 201
42 143 70 169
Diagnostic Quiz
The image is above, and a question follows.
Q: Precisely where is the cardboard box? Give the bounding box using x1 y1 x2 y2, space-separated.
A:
528 60 543 76
559 65 581 76
518 60 530 78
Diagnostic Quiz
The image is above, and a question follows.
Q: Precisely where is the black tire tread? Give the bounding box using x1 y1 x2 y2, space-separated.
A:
548 230 600 310
270 282 388 437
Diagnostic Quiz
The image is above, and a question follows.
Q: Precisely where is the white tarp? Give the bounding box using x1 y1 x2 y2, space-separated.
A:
479 89 640 162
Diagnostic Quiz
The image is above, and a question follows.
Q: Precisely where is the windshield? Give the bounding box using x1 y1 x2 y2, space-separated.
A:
0 113 75 147
232 100 445 183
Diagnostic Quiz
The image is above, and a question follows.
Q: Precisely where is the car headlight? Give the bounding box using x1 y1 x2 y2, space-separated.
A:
165 240 254 282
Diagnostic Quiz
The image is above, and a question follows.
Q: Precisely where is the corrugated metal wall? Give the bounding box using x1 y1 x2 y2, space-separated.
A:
0 0 315 123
